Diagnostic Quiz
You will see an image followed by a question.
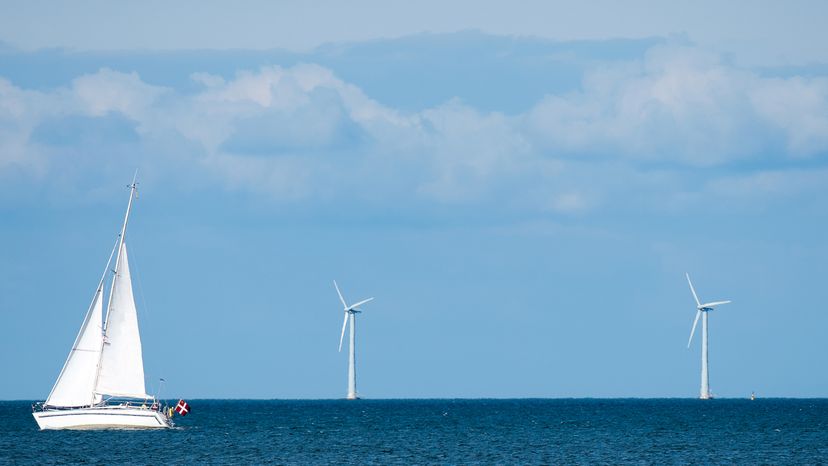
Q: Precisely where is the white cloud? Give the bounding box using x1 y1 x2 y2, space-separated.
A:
1 45 828 216
749 75 828 156
0 78 48 172
414 100 533 202
704 168 828 203
547 192 589 214
189 72 225 89
525 45 828 166
71 68 166 121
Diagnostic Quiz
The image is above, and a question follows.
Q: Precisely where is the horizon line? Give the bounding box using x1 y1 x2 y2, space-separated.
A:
5 396 827 402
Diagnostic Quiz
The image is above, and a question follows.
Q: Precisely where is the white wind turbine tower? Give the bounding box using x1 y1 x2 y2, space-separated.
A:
685 273 731 400
334 280 374 400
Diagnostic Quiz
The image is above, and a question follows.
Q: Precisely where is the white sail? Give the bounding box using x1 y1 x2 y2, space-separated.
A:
95 242 150 399
45 287 104 407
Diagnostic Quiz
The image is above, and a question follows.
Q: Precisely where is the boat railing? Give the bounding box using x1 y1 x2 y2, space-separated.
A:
33 399 169 413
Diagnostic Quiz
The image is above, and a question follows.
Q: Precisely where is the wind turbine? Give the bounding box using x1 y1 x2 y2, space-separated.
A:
334 280 373 400
685 273 731 400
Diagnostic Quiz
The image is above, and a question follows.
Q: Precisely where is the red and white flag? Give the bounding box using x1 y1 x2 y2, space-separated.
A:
175 400 190 416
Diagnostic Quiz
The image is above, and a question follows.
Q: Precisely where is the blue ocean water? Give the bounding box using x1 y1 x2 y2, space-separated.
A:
1 399 826 464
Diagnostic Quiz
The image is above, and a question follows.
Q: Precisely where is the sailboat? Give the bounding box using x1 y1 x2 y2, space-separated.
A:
32 178 173 429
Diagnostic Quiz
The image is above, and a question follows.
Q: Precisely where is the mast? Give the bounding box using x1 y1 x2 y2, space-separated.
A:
92 173 138 403
105 173 138 332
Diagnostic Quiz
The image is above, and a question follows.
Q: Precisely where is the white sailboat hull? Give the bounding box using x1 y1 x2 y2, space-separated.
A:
33 406 171 430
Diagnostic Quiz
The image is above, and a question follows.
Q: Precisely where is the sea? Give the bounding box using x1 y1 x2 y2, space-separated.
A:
1 399 826 464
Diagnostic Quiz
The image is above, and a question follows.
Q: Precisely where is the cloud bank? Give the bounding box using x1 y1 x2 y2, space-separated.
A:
2 43 827 216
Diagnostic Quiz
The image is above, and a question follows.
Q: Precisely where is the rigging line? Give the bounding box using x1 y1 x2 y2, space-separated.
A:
128 237 153 328
123 190 172 397
94 182 137 403
44 233 121 406
129 245 158 395
127 225 167 395
124 190 151 326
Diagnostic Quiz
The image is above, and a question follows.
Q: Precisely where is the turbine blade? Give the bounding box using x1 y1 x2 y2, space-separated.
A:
701 300 731 308
686 273 701 307
338 312 349 352
687 310 701 348
334 280 347 308
349 297 374 310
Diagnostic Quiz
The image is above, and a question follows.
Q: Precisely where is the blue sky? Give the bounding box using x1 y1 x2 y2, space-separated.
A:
1 1 827 399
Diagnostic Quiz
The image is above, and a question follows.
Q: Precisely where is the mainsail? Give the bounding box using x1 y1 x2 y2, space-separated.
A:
45 286 104 407
95 242 150 399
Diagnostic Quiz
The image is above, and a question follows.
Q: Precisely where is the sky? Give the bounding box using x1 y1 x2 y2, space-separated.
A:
1 1 827 400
